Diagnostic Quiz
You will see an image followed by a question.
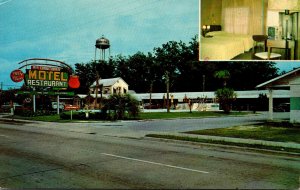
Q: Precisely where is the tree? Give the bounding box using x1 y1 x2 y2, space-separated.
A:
105 94 140 120
153 40 194 111
214 70 231 87
75 60 115 94
214 70 236 113
74 62 96 94
229 61 278 90
73 36 280 94
0 89 17 105
126 52 159 93
215 88 237 114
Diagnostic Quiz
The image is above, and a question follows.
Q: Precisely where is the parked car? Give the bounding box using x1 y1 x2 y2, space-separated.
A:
274 103 290 112
1 102 22 110
1 102 23 113
143 103 161 109
51 102 65 110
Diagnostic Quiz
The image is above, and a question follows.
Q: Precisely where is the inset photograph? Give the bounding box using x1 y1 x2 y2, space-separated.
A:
200 0 300 61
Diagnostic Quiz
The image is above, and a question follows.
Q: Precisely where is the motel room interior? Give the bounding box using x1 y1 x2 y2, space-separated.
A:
200 0 300 61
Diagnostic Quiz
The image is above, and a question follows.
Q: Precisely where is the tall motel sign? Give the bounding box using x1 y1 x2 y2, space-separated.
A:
10 58 80 114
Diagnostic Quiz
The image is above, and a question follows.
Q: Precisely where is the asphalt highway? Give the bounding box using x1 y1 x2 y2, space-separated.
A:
0 117 299 189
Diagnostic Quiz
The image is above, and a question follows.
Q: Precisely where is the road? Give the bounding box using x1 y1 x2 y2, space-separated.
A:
0 113 299 189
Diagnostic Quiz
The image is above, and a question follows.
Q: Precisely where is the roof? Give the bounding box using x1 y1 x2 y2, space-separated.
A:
256 67 300 89
131 90 290 101
91 77 128 88
89 94 110 99
75 94 88 99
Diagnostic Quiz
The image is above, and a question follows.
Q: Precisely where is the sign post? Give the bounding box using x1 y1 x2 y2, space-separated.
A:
57 95 60 115
33 87 36 113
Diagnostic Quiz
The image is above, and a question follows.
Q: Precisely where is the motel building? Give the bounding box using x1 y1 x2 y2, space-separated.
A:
72 77 290 112
131 90 289 112
257 67 300 123
74 77 129 109
5 62 295 121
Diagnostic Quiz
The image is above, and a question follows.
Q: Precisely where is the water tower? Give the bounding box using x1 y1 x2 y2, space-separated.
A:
94 35 110 109
95 35 110 61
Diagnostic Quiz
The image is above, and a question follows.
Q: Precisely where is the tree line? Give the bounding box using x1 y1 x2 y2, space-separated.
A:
74 35 279 94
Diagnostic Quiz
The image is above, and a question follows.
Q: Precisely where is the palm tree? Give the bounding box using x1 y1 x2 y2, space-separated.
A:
214 70 230 87
214 70 236 114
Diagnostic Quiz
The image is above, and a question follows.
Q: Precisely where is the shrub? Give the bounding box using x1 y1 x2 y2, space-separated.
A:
215 88 237 114
60 110 107 120
104 94 140 120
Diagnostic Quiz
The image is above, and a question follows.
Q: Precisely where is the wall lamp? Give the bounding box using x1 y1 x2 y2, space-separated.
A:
202 25 211 36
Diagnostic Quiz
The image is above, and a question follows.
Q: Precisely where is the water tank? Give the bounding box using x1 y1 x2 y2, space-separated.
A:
95 36 110 49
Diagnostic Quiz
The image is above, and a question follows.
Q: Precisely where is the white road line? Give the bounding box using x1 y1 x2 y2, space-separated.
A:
101 153 209 174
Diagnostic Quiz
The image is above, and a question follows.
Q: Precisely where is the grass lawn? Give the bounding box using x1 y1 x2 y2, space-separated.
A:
185 125 300 144
138 111 250 120
145 133 300 153
7 111 251 122
11 114 68 122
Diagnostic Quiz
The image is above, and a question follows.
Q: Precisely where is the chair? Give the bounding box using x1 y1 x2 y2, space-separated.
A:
252 35 281 60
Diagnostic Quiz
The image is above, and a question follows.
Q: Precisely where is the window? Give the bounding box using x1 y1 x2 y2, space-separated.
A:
224 7 249 34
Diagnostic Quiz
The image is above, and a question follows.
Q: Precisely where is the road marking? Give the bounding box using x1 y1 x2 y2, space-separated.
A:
101 153 209 174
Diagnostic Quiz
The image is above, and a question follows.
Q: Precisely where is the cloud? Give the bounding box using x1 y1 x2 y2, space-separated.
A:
0 0 12 6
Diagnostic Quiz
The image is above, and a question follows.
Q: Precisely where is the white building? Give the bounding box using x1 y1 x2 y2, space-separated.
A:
257 67 300 123
90 77 129 96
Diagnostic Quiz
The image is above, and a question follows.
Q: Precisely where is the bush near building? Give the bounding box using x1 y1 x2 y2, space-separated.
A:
59 94 140 121
104 94 140 120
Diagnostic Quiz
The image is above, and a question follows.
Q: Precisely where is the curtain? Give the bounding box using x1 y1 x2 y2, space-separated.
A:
222 0 265 35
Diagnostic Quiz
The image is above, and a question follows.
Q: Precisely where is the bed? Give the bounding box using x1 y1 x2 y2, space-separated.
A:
200 25 253 60
200 36 245 60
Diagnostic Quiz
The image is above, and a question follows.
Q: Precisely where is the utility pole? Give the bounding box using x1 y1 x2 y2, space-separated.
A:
149 81 153 108
0 82 3 90
202 75 205 92
165 71 170 113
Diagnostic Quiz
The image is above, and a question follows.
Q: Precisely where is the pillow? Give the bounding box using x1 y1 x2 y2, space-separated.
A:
206 31 226 36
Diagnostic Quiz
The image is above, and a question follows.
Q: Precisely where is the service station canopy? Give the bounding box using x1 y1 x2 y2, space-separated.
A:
10 58 80 89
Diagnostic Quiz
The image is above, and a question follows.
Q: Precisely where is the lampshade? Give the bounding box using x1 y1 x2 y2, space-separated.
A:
207 25 210 30
202 25 206 29
267 10 279 26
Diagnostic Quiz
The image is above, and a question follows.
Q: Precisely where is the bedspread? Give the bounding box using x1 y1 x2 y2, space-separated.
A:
200 36 245 60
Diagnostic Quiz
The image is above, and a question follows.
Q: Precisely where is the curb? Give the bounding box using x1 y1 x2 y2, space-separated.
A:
144 136 300 156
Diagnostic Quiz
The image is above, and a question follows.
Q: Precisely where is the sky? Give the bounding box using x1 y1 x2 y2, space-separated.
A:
0 0 299 91
0 0 199 89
